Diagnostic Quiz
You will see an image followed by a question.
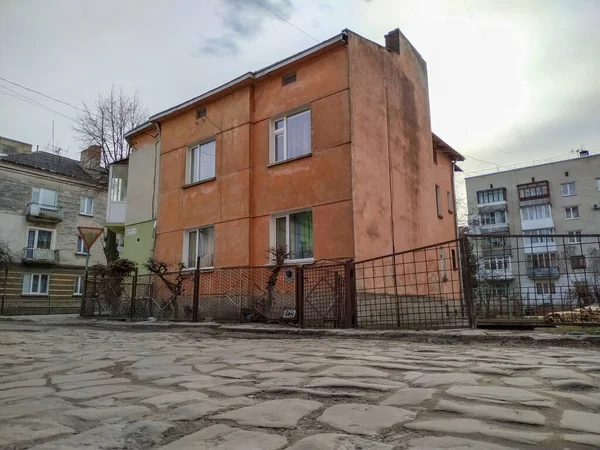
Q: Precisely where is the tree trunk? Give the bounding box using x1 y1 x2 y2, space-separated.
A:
104 230 119 263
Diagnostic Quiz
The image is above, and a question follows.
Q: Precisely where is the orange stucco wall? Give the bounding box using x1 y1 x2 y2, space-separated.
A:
347 31 457 262
155 45 354 268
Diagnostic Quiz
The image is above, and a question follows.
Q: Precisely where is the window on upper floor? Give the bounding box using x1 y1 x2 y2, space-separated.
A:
527 252 558 269
76 236 88 255
447 191 454 214
477 188 506 204
561 182 576 196
273 210 313 261
520 204 551 221
480 211 507 226
568 231 582 243
435 185 443 218
565 206 580 220
523 228 555 243
282 73 296 86
22 274 49 295
184 226 214 269
518 181 549 200
188 139 216 184
31 187 57 208
26 229 53 251
271 108 311 163
483 256 511 271
110 166 128 202
80 196 94 216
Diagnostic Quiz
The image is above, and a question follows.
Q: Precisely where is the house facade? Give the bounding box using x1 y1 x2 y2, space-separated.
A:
466 151 600 305
126 28 463 271
105 123 160 272
0 141 107 314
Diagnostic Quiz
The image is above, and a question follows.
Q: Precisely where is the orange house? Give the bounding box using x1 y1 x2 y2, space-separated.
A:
130 28 463 270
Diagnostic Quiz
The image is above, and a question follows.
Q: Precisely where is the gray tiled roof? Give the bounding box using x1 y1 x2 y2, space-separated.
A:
0 151 105 182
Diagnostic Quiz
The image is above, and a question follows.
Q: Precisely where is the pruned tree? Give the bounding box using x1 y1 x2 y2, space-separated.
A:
265 244 290 314
72 86 148 263
145 258 188 319
0 241 14 269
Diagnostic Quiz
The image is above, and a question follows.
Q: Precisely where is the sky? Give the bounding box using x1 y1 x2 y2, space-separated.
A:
1 0 599 178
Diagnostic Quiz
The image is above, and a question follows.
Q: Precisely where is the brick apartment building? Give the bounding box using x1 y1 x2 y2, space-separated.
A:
125 28 464 271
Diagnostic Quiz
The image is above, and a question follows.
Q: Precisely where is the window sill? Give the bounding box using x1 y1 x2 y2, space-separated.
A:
268 153 312 168
448 210 454 215
75 252 89 256
181 266 214 272
562 194 576 197
73 294 82 297
21 293 49 297
267 258 314 266
183 177 216 189
565 217 580 221
438 215 444 220
79 213 94 218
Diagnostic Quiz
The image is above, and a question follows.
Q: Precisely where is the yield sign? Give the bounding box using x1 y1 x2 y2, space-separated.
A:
77 227 104 250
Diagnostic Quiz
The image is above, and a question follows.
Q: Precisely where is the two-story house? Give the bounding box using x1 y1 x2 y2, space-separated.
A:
0 140 107 314
124 28 463 271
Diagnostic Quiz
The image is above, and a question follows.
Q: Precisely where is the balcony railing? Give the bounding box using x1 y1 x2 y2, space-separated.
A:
526 266 560 279
22 248 59 264
26 203 63 223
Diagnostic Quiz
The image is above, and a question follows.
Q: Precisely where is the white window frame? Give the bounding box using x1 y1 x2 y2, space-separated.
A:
270 106 311 164
565 206 580 220
183 225 215 270
76 235 88 255
568 231 582 243
561 182 576 196
270 208 314 263
31 187 58 209
483 256 512 271
73 276 84 296
480 211 507 226
597 179 600 192
523 228 555 244
520 204 551 221
476 188 506 205
26 227 55 250
187 138 216 184
109 165 128 202
79 195 94 216
536 282 556 295
22 274 49 295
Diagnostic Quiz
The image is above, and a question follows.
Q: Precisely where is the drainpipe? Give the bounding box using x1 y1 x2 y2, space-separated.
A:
151 122 161 259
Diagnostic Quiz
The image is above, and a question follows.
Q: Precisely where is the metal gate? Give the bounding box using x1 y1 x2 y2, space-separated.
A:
298 260 354 328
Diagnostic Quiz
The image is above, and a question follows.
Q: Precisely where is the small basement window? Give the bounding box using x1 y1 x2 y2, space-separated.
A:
282 73 296 86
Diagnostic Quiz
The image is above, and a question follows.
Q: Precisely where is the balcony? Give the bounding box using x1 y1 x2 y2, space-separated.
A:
22 248 59 264
526 267 560 279
480 268 514 280
480 224 510 234
26 203 63 223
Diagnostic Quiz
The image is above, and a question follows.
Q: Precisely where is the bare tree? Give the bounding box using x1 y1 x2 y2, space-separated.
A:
0 241 14 269
72 86 147 263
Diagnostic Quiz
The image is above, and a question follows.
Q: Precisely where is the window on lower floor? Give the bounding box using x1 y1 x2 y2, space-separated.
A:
523 228 555 244
23 274 49 295
73 276 83 296
274 210 313 261
483 256 511 271
568 231 582 243
185 226 215 269
487 282 510 297
76 236 88 255
527 252 558 269
536 282 556 295
571 255 586 270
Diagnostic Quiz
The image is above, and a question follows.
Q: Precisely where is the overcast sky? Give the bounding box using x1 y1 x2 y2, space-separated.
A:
1 0 599 176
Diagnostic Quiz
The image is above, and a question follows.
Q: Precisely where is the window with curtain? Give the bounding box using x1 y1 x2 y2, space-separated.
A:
274 210 313 260
22 274 49 295
272 109 311 163
80 196 94 215
185 226 214 268
189 140 216 183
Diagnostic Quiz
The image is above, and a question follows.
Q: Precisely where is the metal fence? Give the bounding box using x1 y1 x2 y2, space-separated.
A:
354 240 469 329
467 234 600 326
81 265 297 323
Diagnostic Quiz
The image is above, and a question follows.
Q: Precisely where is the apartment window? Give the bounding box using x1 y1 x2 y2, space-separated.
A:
483 256 511 271
274 210 313 261
110 166 128 202
73 276 84 296
520 204 551 221
476 188 506 204
481 211 507 226
571 255 586 270
518 182 549 200
25 229 53 259
272 109 311 163
22 274 49 295
188 139 216 184
488 282 510 297
536 282 556 295
488 236 507 248
523 228 555 244
597 179 600 192
568 231 582 243
31 187 57 208
527 252 558 269
185 226 215 269
282 73 296 85
565 206 580 220
561 182 576 196
435 185 443 218
76 236 88 255
451 249 457 270
433 149 438 164
447 191 454 214
80 196 94 216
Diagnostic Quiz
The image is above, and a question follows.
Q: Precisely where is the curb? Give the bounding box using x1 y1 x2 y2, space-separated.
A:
1 316 599 347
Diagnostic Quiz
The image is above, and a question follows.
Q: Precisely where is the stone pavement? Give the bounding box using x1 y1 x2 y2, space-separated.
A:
0 324 599 449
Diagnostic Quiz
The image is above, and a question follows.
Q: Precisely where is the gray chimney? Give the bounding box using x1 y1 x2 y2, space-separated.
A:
384 28 401 53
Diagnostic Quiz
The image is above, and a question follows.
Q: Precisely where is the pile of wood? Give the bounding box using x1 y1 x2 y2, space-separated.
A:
544 305 600 324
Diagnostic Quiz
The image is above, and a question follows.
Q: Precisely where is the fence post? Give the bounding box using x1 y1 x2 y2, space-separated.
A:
344 260 356 328
295 266 304 328
192 256 200 322
1 266 8 316
129 268 138 320
459 235 476 329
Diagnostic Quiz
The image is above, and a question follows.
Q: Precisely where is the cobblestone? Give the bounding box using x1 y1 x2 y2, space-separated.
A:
0 323 599 449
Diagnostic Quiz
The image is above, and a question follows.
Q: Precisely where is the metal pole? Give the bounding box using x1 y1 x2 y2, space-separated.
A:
80 252 91 317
